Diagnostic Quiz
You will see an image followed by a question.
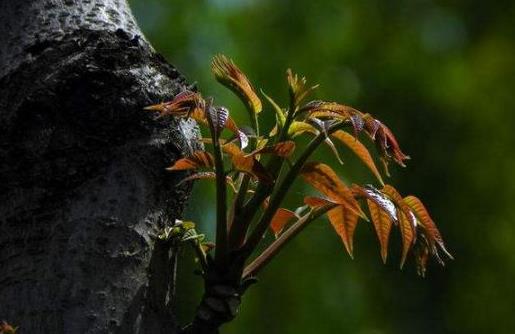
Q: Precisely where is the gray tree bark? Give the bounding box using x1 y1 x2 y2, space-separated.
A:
0 1 199 333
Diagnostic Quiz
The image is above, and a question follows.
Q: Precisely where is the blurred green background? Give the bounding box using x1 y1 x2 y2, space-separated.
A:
130 0 515 333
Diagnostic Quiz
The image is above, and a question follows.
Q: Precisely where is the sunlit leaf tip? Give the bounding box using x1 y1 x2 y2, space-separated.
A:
144 90 204 118
363 115 410 168
302 101 360 122
327 206 359 258
332 130 384 185
166 151 215 171
286 69 319 107
0 321 17 334
398 210 416 269
221 143 273 183
381 185 418 268
367 199 393 263
249 140 296 158
212 54 262 114
403 195 453 269
352 184 397 222
382 185 417 230
270 208 298 237
287 121 318 138
300 162 363 218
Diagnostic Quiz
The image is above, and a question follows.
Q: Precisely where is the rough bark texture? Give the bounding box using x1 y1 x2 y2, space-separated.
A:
0 1 199 333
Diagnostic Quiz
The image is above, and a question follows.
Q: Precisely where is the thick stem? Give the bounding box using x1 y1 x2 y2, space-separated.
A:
211 133 228 266
228 175 251 248
227 108 260 248
182 265 243 334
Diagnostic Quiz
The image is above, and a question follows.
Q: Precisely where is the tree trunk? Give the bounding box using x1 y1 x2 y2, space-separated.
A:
0 1 199 333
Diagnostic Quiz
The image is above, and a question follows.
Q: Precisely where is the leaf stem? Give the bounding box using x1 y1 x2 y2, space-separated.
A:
252 112 260 139
228 106 260 249
190 238 209 273
241 121 348 257
228 97 299 247
206 101 229 266
228 175 252 248
213 141 228 266
242 204 337 278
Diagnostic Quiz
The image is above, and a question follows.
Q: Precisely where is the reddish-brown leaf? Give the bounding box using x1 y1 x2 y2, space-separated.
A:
308 110 350 120
146 91 248 148
404 195 453 260
177 172 237 192
300 162 362 216
332 130 384 185
216 142 273 183
327 206 359 258
363 115 410 167
144 90 203 118
305 102 358 120
351 184 397 222
304 196 336 208
190 106 245 149
414 237 431 277
189 107 208 125
249 140 296 158
382 185 417 231
206 104 229 138
222 142 244 157
363 114 381 139
231 153 255 174
398 210 416 268
212 55 262 114
367 199 394 263
231 152 272 183
350 114 365 137
0 321 16 334
166 151 214 171
178 171 217 185
270 208 298 237
377 123 410 166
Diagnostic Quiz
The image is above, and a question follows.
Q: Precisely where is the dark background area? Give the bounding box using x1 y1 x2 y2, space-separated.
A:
130 0 515 333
